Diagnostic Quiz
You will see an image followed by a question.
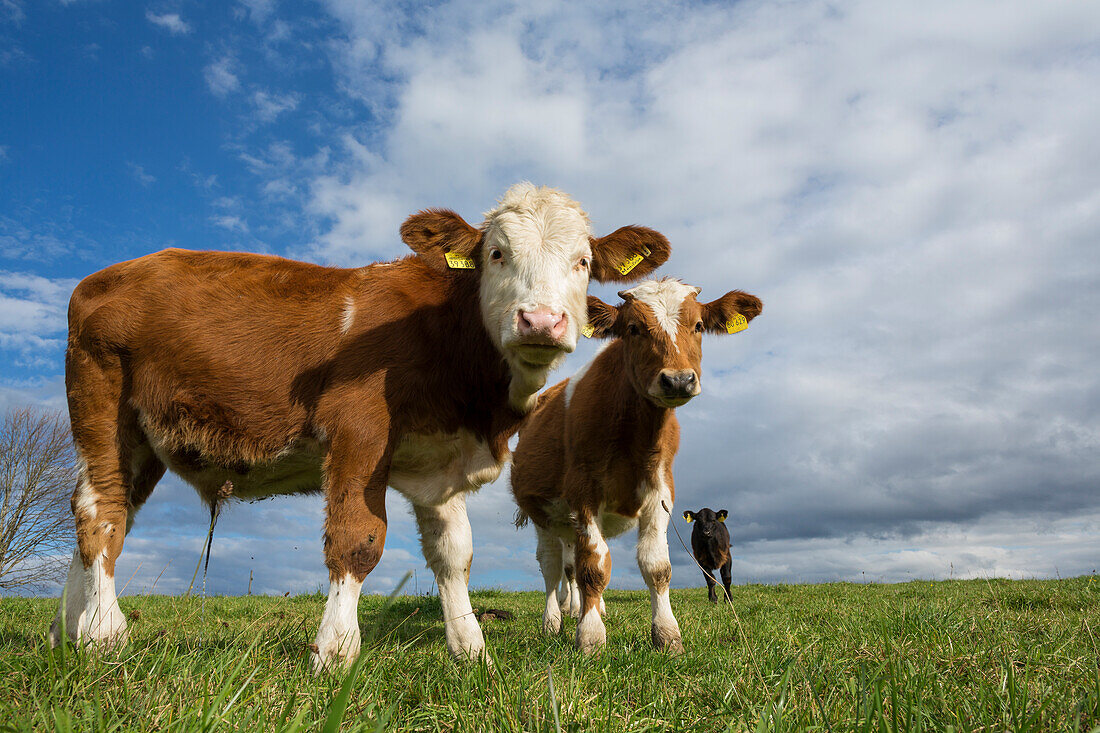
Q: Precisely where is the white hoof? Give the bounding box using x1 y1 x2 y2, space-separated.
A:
84 604 129 650
311 637 360 675
445 614 487 661
542 610 563 635
576 609 606 654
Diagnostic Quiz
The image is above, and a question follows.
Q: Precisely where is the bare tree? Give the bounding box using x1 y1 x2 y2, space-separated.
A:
0 407 77 590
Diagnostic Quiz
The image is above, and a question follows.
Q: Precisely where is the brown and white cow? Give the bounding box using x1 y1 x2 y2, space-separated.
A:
49 183 670 672
511 278 761 653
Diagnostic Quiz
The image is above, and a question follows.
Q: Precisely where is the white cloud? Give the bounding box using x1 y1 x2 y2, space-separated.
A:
251 89 298 122
211 214 248 233
0 272 78 364
238 0 275 24
2 0 23 23
127 161 155 186
145 10 191 35
203 56 239 97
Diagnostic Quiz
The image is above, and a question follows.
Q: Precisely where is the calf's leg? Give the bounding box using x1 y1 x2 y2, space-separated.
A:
313 434 390 674
559 539 583 618
574 514 611 654
720 558 733 603
413 493 486 660
704 567 718 603
51 351 152 650
536 527 565 634
637 495 683 653
50 443 166 647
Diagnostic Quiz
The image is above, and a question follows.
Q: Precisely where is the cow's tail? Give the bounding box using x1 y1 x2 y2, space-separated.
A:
513 508 530 529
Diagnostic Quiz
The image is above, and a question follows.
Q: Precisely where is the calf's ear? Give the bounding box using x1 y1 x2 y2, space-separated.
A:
717 510 728 522
683 510 695 523
585 296 619 339
702 290 763 335
589 226 670 283
400 209 481 272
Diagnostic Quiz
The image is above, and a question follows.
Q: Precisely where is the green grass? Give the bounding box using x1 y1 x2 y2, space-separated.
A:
2 578 1099 731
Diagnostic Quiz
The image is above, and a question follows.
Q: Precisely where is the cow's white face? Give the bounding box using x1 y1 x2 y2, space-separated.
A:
478 187 593 376
399 182 674 412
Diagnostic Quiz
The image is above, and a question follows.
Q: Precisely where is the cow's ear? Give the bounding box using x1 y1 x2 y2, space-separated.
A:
702 290 763 335
683 511 694 523
400 209 481 272
589 226 670 283
717 510 728 522
585 296 619 339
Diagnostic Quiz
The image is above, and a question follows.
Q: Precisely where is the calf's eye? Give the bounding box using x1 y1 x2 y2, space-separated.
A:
489 248 503 262
627 324 640 336
695 321 704 333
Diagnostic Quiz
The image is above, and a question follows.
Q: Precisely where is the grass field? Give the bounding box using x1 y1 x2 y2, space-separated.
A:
1 577 1098 731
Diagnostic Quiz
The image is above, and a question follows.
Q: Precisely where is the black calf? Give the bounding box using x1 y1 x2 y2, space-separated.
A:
683 508 732 603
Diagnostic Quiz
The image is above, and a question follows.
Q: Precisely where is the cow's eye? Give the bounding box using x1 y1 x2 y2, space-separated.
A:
489 248 504 263
694 321 704 333
627 323 640 337
576 256 590 271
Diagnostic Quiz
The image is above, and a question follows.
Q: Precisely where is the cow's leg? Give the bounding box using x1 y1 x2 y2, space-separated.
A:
49 352 145 650
704 567 718 603
536 526 565 634
312 435 390 674
574 514 611 654
49 442 164 648
413 493 486 660
720 558 733 603
637 497 683 653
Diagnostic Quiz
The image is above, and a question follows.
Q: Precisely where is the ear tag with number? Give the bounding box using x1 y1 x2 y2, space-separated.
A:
725 313 748 334
582 324 595 338
614 244 651 276
445 252 476 269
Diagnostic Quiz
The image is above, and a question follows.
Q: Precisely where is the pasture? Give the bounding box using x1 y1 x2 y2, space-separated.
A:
1 578 1098 732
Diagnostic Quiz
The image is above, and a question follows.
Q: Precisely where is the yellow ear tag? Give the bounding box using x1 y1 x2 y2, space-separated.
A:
582 324 595 338
615 245 651 276
684 513 693 523
445 252 476 269
725 313 748 334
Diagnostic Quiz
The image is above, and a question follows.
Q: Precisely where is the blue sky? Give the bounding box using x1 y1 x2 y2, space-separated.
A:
2 0 1099 598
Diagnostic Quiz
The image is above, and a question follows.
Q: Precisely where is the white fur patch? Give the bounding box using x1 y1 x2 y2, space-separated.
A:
621 278 701 345
340 296 356 335
413 496 486 659
478 184 593 396
576 606 607 653
312 574 363 673
73 457 97 521
82 550 127 647
390 430 502 506
50 549 87 647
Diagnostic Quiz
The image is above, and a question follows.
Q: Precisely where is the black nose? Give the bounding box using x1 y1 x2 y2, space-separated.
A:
659 371 696 396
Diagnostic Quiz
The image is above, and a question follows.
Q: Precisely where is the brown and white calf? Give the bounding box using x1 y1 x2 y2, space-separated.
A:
49 183 671 672
511 278 761 653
